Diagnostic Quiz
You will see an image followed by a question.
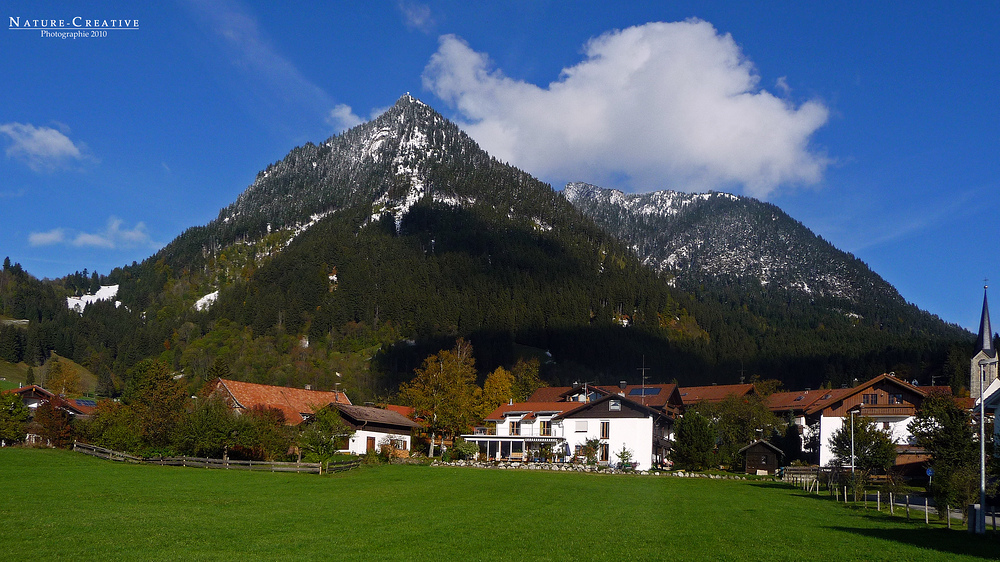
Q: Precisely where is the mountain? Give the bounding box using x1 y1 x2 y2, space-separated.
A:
563 182 971 384
564 183 887 302
0 96 973 399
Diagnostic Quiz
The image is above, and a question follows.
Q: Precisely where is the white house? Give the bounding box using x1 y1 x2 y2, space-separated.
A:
328 403 421 456
462 393 671 471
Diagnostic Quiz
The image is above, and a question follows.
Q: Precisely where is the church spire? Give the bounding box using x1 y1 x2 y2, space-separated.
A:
976 285 996 358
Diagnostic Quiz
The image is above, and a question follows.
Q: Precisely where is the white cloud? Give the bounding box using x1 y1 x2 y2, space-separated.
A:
29 229 67 246
399 1 434 33
422 20 830 198
29 218 157 250
328 104 364 132
0 122 88 171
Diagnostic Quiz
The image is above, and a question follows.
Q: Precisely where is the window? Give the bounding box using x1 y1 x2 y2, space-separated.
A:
609 399 621 412
509 421 520 436
600 421 610 439
862 393 877 405
599 443 610 462
575 420 588 433
889 393 903 405
540 420 552 436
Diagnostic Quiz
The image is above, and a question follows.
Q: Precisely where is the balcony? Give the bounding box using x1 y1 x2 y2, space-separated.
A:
858 405 915 417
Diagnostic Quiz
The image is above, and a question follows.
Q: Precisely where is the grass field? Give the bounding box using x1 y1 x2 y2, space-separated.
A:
1 449 996 561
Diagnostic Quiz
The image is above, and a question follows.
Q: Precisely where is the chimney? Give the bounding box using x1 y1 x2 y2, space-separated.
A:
304 384 311 390
619 380 627 390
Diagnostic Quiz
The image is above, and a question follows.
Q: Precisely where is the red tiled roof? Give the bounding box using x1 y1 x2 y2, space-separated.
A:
383 404 415 418
525 387 571 402
678 384 755 405
767 390 833 412
484 401 584 422
212 378 351 426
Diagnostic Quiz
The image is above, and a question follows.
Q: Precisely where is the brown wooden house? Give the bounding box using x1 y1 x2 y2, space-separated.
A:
738 440 784 475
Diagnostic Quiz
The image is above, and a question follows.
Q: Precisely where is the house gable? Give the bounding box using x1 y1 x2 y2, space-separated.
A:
807 374 926 418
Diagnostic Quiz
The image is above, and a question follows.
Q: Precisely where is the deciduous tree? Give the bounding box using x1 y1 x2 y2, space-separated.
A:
908 392 987 520
829 415 896 476
399 338 478 456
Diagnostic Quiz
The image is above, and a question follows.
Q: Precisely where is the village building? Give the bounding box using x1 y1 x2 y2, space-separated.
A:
738 440 784 475
205 378 350 426
971 287 998 400
324 402 420 456
463 391 672 470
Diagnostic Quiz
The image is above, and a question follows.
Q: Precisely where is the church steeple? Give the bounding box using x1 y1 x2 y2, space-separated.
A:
976 285 996 358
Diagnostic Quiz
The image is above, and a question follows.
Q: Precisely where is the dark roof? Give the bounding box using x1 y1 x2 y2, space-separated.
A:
329 403 420 429
737 440 784 456
553 394 667 422
977 287 997 358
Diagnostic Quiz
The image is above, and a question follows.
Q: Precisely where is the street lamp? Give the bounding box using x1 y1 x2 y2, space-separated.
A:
848 405 862 475
977 357 998 534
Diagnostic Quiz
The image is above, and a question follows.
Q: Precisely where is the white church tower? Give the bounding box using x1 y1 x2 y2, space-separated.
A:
971 285 998 398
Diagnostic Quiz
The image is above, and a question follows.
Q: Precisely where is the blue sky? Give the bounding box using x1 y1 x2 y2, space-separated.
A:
2 1 997 332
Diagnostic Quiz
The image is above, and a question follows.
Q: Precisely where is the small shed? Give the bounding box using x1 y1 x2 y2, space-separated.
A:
738 440 784 475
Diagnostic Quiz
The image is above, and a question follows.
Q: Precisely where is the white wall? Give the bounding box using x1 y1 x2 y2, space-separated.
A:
819 415 915 467
567 416 654 471
346 430 411 456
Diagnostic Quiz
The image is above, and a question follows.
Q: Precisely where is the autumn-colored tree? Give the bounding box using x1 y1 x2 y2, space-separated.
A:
477 366 514 421
34 400 74 447
399 338 478 456
45 359 80 395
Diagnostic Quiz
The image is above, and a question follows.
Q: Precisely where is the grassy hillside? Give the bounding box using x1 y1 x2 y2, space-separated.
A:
0 449 993 560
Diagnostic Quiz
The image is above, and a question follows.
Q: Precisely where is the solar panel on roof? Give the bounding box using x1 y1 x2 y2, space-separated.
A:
77 399 97 407
628 387 661 396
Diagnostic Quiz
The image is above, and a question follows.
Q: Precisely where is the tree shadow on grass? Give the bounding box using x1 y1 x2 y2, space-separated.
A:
747 481 797 490
827 526 997 559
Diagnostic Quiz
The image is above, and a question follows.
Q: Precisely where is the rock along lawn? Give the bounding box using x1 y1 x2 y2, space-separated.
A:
1 448 995 561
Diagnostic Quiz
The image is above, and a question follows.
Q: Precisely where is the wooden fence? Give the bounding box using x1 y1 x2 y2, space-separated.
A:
73 442 359 475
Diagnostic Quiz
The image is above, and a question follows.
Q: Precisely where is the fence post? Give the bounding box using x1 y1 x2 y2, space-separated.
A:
946 505 951 529
877 491 881 512
890 492 894 516
924 498 929 525
906 495 910 520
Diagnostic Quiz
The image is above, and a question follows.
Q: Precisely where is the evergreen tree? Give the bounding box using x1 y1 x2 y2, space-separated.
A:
672 411 716 470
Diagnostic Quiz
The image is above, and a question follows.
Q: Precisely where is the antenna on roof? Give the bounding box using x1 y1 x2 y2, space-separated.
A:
637 356 650 406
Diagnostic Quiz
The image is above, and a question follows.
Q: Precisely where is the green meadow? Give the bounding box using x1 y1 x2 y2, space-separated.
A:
1 448 995 561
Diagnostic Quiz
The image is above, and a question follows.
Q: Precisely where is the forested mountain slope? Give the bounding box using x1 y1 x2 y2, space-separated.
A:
0 97 973 398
